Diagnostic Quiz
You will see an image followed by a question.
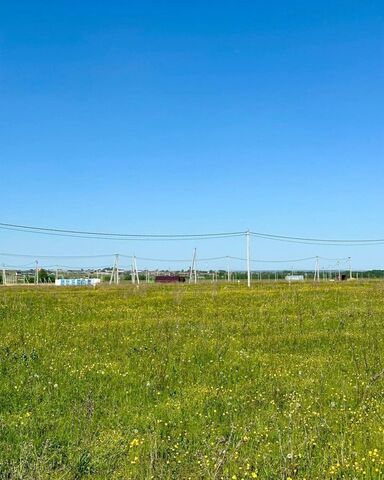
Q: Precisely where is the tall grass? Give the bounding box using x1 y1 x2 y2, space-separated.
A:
0 282 383 479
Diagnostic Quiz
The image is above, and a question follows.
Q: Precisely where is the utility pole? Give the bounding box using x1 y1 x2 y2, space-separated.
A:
2 265 6 285
133 256 139 285
116 254 119 285
227 257 230 282
246 230 251 288
348 257 352 280
35 260 39 285
109 254 119 285
314 256 320 282
189 248 197 284
131 256 135 284
109 260 114 285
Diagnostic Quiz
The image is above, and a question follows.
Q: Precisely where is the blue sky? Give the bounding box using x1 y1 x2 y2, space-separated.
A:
0 1 383 270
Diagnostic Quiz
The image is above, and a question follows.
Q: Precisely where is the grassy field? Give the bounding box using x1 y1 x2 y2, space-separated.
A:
0 282 384 479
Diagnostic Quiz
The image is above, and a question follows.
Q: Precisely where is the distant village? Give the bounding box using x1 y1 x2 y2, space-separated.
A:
1 266 383 285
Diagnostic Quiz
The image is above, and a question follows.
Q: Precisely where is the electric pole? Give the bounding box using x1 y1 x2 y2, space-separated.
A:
189 248 197 284
348 257 352 280
35 260 39 285
246 230 251 287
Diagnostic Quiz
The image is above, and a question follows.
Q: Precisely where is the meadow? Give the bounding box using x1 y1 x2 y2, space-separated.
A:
0 281 383 479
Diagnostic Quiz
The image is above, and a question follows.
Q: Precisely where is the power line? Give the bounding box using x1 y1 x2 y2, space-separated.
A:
250 231 384 245
0 252 113 259
0 222 244 240
228 255 318 263
0 226 245 242
0 251 350 266
1 221 384 245
1 262 37 269
131 255 229 263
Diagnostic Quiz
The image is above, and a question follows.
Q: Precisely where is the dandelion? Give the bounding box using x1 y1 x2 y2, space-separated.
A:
130 438 140 448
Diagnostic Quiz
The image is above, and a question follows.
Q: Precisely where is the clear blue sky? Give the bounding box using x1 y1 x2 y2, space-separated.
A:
0 1 383 270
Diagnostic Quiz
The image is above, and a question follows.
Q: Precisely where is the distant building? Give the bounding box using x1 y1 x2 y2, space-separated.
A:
285 275 304 282
155 275 186 283
55 278 101 286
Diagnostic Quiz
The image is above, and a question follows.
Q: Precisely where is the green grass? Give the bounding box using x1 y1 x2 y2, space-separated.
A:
0 282 384 479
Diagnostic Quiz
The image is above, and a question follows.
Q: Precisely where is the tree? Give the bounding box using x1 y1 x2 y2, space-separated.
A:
38 269 54 283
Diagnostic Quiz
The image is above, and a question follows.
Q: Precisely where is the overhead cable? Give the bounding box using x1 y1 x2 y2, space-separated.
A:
2 221 384 244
